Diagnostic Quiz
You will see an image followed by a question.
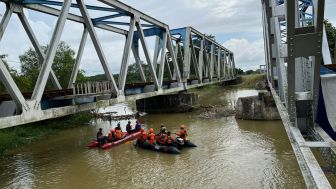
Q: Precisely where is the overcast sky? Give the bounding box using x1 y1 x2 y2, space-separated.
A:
0 0 335 76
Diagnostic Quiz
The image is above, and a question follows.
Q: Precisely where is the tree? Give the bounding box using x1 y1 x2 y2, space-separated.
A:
19 41 87 90
324 20 336 62
0 55 32 93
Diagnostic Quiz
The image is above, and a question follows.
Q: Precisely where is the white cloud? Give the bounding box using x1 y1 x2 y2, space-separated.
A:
0 0 335 76
223 38 265 71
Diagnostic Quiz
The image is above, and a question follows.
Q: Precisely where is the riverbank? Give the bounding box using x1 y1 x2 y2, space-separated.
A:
0 112 92 155
233 74 265 89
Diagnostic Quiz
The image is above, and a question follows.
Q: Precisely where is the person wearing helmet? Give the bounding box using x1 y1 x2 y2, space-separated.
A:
126 121 133 134
177 125 188 141
148 128 156 145
134 120 141 132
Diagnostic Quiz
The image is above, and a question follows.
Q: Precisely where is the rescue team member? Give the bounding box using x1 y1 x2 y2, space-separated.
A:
165 131 174 146
115 128 123 140
158 128 167 145
97 128 106 146
108 129 116 142
140 128 148 143
115 123 122 132
126 121 133 134
148 128 156 145
134 120 141 132
177 125 188 141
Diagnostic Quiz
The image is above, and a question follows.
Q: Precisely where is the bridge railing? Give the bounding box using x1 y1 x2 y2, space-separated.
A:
261 0 336 188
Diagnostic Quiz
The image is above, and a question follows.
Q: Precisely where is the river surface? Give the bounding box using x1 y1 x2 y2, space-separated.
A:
0 88 307 188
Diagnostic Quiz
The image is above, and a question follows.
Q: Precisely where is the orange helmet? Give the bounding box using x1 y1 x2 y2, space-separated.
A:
149 128 154 133
180 125 186 129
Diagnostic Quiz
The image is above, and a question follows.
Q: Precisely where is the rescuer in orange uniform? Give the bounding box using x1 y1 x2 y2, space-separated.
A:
140 128 148 143
115 128 123 140
177 125 188 141
148 128 156 145
165 131 175 146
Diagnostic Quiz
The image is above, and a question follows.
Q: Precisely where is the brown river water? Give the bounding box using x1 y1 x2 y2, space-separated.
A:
0 88 307 188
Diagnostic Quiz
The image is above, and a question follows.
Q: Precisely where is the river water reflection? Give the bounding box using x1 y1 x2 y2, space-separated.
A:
0 88 306 188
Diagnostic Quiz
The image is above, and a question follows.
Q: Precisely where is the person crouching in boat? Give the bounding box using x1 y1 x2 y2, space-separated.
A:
134 120 141 132
165 131 175 146
126 121 134 134
176 125 188 141
148 128 156 145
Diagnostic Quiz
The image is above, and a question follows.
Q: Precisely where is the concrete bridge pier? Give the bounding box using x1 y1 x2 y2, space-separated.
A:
136 93 198 113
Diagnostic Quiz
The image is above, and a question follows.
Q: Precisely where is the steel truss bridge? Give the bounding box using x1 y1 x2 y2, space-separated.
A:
1 0 336 188
0 0 236 128
262 0 336 188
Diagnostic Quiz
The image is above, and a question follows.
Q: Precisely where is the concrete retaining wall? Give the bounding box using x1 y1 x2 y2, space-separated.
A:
136 93 198 113
235 91 280 120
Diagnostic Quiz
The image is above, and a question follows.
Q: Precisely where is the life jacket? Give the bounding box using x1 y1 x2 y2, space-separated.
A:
108 133 113 141
159 133 167 145
149 133 155 144
166 135 174 144
116 130 123 139
178 129 187 139
141 131 148 140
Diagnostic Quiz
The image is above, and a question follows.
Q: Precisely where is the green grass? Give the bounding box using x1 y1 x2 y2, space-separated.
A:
0 112 92 155
234 74 265 89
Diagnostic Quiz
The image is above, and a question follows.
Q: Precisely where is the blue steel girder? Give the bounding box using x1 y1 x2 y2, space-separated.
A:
170 28 188 46
133 27 164 47
92 13 128 23
94 21 154 28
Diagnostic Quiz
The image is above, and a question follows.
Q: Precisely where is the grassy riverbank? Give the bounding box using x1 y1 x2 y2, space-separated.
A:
235 74 265 88
0 112 92 155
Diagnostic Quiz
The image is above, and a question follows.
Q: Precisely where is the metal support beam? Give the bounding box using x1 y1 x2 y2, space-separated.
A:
183 27 191 81
190 37 200 81
158 30 167 87
0 58 28 112
210 44 214 80
198 38 204 82
153 36 161 71
118 17 136 92
17 10 62 90
0 3 13 41
135 18 159 89
217 48 221 78
32 0 71 104
76 0 118 93
167 33 182 83
68 28 88 88
131 44 146 82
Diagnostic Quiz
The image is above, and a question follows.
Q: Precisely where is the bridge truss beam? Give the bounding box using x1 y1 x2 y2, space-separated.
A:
0 0 236 128
262 0 336 188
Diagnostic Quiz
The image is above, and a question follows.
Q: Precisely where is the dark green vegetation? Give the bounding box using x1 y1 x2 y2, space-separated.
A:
325 20 336 63
237 74 265 88
0 42 87 93
0 112 92 155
